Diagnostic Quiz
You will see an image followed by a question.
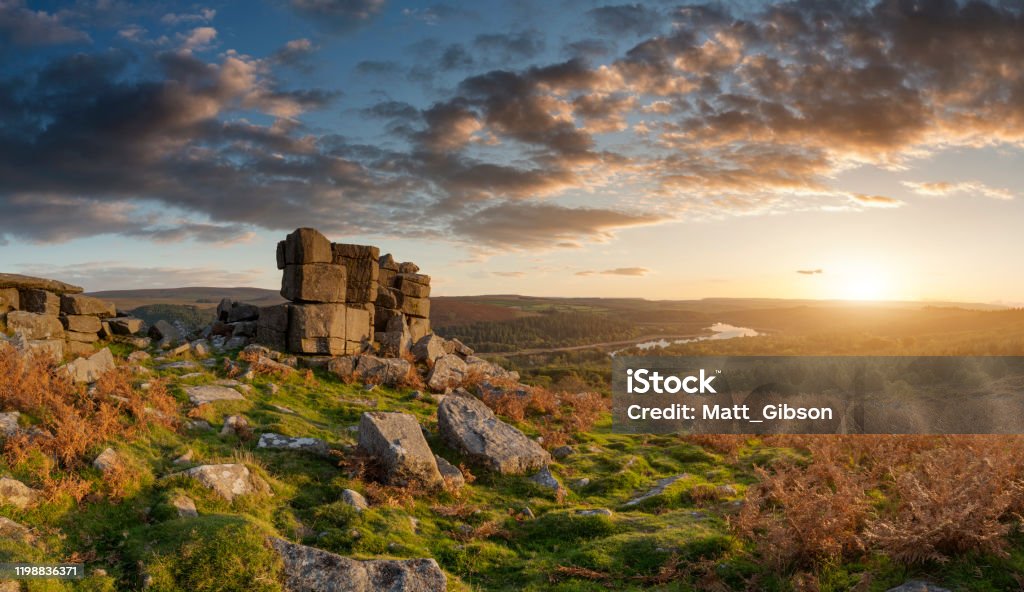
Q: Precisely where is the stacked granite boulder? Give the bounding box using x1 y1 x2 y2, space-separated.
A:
256 229 371 356
375 255 431 357
0 273 143 359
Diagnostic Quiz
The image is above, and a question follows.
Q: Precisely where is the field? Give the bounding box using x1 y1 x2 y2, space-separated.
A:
6 295 1024 590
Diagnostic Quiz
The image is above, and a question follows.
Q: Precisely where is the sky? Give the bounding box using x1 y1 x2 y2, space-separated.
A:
1 0 1022 303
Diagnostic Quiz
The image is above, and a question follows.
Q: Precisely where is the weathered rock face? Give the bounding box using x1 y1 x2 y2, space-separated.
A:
0 273 82 295
437 393 551 475
109 317 144 335
21 289 60 315
256 304 290 351
180 464 270 501
357 412 442 487
271 538 447 592
282 264 347 303
7 311 64 340
217 299 260 323
60 294 116 318
354 355 411 386
412 334 446 364
149 320 183 348
63 315 102 333
65 348 115 383
288 303 368 356
427 354 468 392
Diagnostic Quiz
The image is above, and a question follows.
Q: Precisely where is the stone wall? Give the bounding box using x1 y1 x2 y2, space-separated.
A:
258 228 431 358
0 273 142 359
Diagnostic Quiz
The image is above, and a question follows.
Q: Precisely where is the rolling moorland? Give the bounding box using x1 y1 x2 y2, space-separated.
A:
5 291 1024 590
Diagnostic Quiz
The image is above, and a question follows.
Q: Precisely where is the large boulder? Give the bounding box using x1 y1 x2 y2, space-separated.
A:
149 320 183 348
355 355 411 386
357 412 442 487
108 317 144 335
437 393 551 475
217 299 260 323
288 304 367 356
64 348 116 383
283 228 333 265
412 334 446 364
426 354 468 392
20 289 60 315
256 304 290 351
6 311 64 340
60 294 116 317
270 538 446 592
62 315 101 333
178 464 270 501
281 264 346 303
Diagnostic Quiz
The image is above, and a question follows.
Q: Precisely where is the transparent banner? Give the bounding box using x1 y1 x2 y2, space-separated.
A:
612 356 1024 434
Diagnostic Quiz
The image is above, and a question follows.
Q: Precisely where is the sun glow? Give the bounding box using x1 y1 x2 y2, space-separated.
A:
829 261 901 301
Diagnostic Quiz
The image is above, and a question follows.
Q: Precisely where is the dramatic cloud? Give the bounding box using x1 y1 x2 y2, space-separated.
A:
451 203 665 249
577 267 650 277
587 4 663 36
0 0 89 46
290 0 385 32
4 0 1024 251
903 181 1015 200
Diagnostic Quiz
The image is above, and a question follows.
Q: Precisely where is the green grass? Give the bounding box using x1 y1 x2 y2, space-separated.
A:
4 347 1024 591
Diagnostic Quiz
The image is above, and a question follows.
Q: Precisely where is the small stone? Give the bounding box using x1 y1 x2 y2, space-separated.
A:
341 489 369 512
552 445 575 460
173 450 195 464
0 412 20 438
220 415 249 437
257 433 329 455
127 350 151 363
175 464 270 501
576 508 612 517
170 494 198 518
529 466 564 494
93 447 122 473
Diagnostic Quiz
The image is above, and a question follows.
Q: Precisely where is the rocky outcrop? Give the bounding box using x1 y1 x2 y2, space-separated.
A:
357 412 442 487
270 538 447 592
258 228 433 360
437 393 550 475
0 275 129 358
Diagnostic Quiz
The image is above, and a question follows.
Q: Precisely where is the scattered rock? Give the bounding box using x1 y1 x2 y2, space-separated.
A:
149 320 182 348
173 450 195 464
437 393 551 475
355 355 412 386
575 508 613 517
885 583 952 592
159 360 199 371
93 447 122 473
434 455 465 489
426 354 468 392
270 537 447 592
220 415 250 437
0 412 20 438
444 338 474 357
0 477 39 509
623 474 688 507
187 420 212 431
109 317 145 335
185 385 245 405
257 433 329 455
170 494 198 518
190 340 211 357
552 445 575 460
0 516 33 544
177 464 270 501
573 478 591 489
341 489 369 512
63 348 116 383
529 466 564 494
357 412 443 487
412 334 446 364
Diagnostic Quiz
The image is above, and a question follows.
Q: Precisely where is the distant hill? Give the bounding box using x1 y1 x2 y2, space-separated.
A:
88 287 285 312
